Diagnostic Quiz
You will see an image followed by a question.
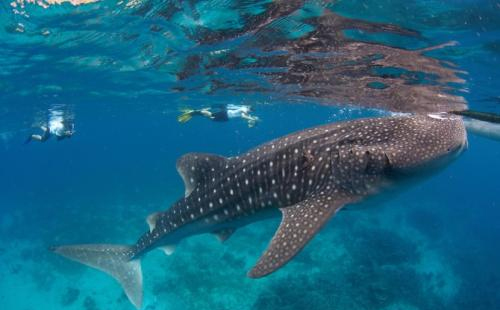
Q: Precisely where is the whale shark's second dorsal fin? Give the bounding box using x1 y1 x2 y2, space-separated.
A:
176 153 230 197
146 212 162 232
248 193 358 278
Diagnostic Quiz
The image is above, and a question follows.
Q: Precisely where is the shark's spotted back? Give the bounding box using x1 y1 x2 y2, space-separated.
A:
51 114 467 308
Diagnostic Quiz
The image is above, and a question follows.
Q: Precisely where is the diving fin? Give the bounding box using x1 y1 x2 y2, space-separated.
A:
178 109 194 123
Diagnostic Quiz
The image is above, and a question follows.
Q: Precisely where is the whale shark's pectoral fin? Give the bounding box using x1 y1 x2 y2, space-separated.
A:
248 194 356 278
176 153 230 197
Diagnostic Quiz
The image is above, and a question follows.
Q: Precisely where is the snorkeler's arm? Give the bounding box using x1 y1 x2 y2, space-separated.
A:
241 112 259 127
241 112 259 122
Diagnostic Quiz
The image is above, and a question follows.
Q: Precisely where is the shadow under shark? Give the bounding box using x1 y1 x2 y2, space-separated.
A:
51 114 467 308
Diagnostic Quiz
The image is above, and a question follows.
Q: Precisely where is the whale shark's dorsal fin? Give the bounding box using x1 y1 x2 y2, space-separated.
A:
176 153 230 197
146 212 162 232
248 193 358 278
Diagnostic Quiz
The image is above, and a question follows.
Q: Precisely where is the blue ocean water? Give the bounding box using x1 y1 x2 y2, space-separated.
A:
1 1 499 309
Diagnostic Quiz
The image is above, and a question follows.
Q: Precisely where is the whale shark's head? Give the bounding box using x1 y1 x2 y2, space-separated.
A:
384 113 467 178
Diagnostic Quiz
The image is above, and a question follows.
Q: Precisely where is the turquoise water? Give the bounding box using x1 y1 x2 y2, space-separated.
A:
1 1 500 309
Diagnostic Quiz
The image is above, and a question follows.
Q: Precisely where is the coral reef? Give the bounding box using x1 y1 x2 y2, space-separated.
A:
60 287 79 306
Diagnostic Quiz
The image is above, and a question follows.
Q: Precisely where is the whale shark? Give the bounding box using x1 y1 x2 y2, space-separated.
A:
51 114 467 308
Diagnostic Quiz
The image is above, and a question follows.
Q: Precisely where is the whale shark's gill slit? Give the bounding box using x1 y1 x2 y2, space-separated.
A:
176 152 230 197
51 244 143 309
248 193 358 278
301 151 315 169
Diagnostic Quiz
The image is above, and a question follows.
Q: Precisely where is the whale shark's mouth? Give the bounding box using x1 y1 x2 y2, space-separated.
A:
391 144 466 180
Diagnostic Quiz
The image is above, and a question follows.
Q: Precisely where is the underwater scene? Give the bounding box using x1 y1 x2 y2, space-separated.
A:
1 1 500 309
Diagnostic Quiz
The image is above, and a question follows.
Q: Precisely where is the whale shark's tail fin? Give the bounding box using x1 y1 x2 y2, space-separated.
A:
50 244 143 309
